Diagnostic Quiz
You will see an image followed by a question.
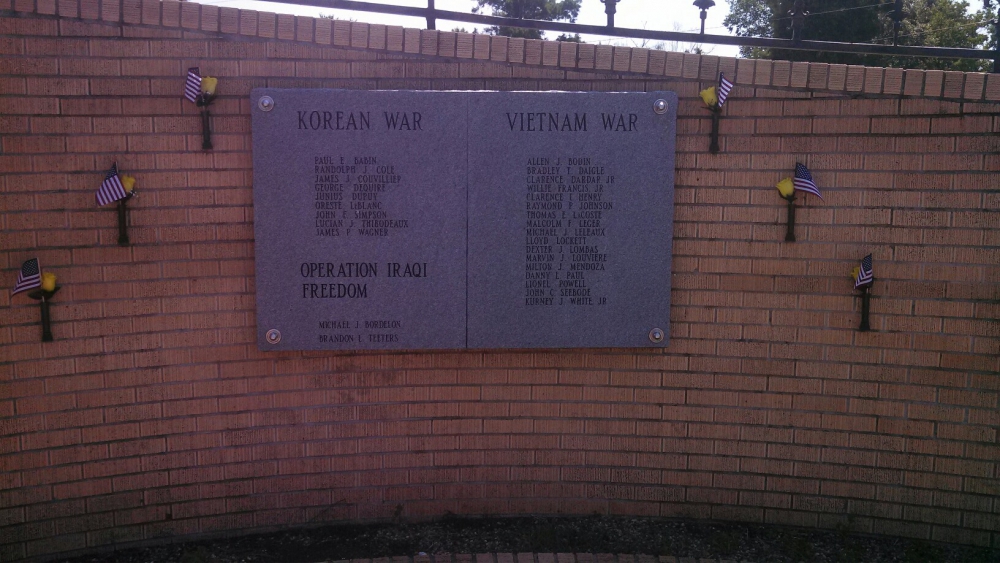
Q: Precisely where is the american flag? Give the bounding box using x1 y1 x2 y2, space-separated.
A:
184 67 201 103
717 72 734 108
95 162 127 206
793 162 823 199
12 258 41 296
855 254 874 289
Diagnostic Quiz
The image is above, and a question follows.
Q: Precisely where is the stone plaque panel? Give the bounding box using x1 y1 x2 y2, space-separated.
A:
252 89 676 350
252 89 469 350
467 92 676 348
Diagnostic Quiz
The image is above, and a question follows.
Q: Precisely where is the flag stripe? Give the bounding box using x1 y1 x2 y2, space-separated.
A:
855 254 874 289
12 258 41 296
793 162 823 200
185 67 201 103
717 72 734 108
96 162 128 206
792 179 822 197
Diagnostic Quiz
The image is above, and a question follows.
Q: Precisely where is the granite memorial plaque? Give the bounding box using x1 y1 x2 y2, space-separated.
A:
252 89 676 351
466 92 676 348
252 89 469 350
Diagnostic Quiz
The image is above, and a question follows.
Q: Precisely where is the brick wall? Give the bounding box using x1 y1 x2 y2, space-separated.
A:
1 0 999 559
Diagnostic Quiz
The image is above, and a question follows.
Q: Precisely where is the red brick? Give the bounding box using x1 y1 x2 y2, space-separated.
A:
2 11 999 556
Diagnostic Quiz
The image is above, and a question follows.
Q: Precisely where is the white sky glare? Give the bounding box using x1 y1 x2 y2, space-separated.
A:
194 0 740 57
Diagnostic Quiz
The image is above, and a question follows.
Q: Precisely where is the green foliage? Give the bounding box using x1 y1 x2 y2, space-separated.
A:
723 0 777 58
472 0 581 39
881 0 991 71
723 0 994 70
725 0 889 63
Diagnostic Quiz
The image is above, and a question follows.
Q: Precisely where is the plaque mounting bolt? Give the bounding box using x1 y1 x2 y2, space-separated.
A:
258 96 275 112
653 99 668 115
649 328 665 343
265 329 281 344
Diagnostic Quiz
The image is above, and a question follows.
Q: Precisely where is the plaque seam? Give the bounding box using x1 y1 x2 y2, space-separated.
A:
464 96 471 349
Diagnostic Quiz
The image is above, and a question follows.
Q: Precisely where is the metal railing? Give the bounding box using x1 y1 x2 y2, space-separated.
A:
271 0 1000 71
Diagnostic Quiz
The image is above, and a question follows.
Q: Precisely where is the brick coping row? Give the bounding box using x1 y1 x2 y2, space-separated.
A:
330 556 740 563
4 0 1000 102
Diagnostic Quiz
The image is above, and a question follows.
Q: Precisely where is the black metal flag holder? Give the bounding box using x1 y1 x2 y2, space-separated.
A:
783 195 796 241
709 109 721 154
197 93 217 150
28 286 60 342
117 192 134 246
858 282 873 332
200 105 213 150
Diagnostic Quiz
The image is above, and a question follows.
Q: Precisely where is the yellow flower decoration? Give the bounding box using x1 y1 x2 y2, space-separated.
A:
41 272 57 292
699 86 718 108
850 266 860 281
201 76 218 97
776 177 795 199
120 175 136 193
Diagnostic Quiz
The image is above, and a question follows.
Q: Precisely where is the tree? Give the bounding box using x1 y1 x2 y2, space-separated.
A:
881 0 992 71
723 0 993 70
472 0 582 40
723 0 782 58
726 0 891 64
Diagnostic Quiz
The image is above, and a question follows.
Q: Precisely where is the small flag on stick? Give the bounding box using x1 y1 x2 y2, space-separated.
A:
96 162 127 206
184 67 202 103
13 258 41 296
855 254 874 289
793 162 823 199
717 72 734 108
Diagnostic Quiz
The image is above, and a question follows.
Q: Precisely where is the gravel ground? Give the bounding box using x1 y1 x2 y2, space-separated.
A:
56 516 999 563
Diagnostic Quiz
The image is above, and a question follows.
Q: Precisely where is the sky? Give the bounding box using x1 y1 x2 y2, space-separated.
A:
193 0 741 57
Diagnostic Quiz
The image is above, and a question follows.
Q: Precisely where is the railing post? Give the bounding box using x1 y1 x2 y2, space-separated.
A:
426 0 435 30
693 0 715 36
892 0 903 46
789 0 806 43
600 0 618 28
994 19 999 73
